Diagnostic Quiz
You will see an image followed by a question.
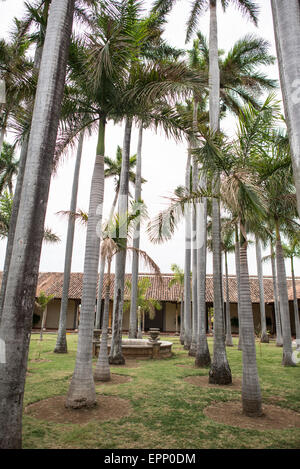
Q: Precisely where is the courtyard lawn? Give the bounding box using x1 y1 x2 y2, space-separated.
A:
23 333 300 449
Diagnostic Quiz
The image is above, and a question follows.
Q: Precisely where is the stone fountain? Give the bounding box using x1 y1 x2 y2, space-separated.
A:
93 328 173 360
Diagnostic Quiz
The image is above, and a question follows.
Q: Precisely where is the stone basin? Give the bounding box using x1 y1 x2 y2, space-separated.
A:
94 338 173 359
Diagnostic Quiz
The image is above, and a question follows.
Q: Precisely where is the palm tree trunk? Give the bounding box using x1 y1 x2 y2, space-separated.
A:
109 117 132 364
275 221 295 366
0 128 5 152
94 257 111 382
95 255 105 330
66 117 106 408
270 243 283 346
291 257 300 344
180 295 184 345
129 124 143 338
234 225 243 350
208 0 231 385
40 307 48 341
195 192 211 367
95 189 120 330
209 191 232 384
137 306 142 339
0 136 28 324
225 251 233 346
255 235 269 343
239 226 262 417
183 145 192 350
0 11 47 325
271 0 300 216
189 158 198 356
54 131 84 353
0 0 74 448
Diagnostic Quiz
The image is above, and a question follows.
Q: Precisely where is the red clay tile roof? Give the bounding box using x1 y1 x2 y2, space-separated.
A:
1 271 295 303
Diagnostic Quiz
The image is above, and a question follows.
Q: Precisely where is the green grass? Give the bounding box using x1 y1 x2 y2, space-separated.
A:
23 333 300 449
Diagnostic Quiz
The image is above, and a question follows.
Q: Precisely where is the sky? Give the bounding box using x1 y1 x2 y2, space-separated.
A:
0 0 299 277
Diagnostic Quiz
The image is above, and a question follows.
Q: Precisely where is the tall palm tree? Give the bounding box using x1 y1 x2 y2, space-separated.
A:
109 117 133 365
260 133 298 366
0 0 94 323
65 2 144 405
184 144 192 350
0 0 75 449
153 0 259 388
67 0 205 398
270 242 283 347
254 234 269 343
198 99 278 414
222 222 235 347
234 223 243 350
218 154 264 416
96 145 139 331
95 230 161 380
271 0 300 216
128 124 144 338
207 217 235 347
94 237 115 383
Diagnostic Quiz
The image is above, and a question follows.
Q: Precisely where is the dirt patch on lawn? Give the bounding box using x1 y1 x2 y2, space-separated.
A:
184 375 242 390
95 374 132 386
204 401 300 430
25 395 132 425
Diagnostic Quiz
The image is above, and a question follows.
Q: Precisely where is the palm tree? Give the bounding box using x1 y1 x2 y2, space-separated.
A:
0 0 75 449
184 144 192 350
105 145 138 217
0 142 19 195
169 263 184 338
128 124 144 339
95 230 161 381
66 0 205 401
207 217 235 347
0 32 33 152
153 0 259 389
198 99 278 414
36 291 54 341
125 277 162 330
0 190 60 243
254 234 269 343
94 237 115 383
54 131 84 354
259 132 298 366
269 242 283 347
96 144 139 331
282 236 300 345
218 157 264 416
109 117 133 365
234 223 242 350
222 222 235 347
271 0 300 216
65 2 142 406
0 0 93 323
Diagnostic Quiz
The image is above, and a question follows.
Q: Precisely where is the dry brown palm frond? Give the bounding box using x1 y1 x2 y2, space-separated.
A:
56 209 88 225
220 168 267 221
100 237 118 261
126 246 162 282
